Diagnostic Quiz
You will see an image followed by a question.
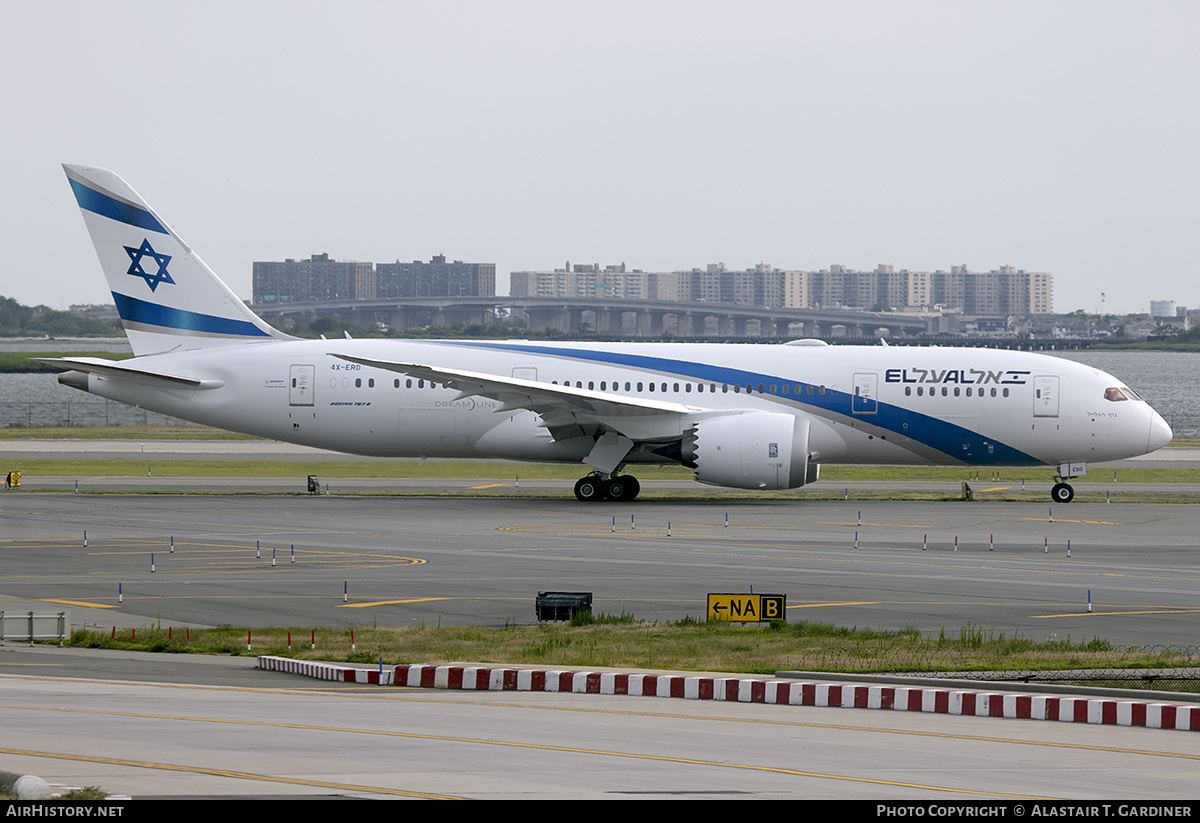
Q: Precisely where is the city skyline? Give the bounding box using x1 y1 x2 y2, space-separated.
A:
251 253 1054 316
2 3 1196 316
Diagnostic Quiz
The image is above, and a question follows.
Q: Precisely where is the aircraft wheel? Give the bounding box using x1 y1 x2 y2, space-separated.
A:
604 477 630 501
624 476 641 500
574 477 606 502
1050 482 1075 503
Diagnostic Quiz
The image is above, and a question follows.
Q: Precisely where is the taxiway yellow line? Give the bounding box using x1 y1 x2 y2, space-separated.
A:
340 597 455 608
37 598 115 609
0 705 1036 799
1017 517 1120 525
789 601 880 609
1030 608 1200 619
0 746 458 799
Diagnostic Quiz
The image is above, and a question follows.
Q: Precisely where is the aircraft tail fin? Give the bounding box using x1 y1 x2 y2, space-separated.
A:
63 165 290 356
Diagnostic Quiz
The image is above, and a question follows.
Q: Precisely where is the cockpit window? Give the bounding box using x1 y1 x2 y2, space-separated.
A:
1104 387 1128 402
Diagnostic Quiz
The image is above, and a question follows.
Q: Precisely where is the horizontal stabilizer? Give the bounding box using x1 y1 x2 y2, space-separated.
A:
33 357 223 389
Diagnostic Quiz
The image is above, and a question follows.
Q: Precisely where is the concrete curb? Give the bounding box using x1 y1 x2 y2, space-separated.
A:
257 656 1200 732
258 655 390 684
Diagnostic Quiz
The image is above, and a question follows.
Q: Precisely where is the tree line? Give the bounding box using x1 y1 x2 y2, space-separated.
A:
0 296 121 337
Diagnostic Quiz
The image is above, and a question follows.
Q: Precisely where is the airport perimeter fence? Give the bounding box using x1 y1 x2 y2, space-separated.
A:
801 645 1200 694
1 401 1197 438
0 400 196 429
1160 409 1200 440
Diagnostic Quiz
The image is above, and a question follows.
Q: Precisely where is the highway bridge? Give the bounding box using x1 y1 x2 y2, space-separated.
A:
251 296 944 339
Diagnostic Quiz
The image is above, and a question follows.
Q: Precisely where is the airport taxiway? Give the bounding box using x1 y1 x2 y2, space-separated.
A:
2 491 1198 647
1 645 1198 800
3 467 1200 799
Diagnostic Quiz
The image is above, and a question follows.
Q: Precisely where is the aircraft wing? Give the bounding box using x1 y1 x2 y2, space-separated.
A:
33 357 224 389
329 353 700 443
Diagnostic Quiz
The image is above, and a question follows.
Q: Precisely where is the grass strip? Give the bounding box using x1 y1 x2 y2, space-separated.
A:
65 619 1199 691
0 426 257 441
0 351 131 373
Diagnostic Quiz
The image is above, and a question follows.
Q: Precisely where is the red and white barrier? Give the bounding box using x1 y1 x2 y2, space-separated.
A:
258 655 392 684
258 657 1200 732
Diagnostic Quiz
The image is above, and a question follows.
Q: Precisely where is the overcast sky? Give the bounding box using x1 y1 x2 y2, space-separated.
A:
3 1 1197 315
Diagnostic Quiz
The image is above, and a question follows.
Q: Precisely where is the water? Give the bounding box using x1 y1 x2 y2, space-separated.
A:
0 340 188 427
0 345 1197 437
0 372 194 427
0 339 131 353
1056 351 1200 439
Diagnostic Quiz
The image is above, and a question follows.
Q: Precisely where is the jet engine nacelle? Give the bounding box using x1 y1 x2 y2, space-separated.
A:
685 411 813 490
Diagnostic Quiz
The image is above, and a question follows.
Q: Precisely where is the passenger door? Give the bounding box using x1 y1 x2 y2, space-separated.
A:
289 364 315 406
852 372 878 414
1033 375 1059 417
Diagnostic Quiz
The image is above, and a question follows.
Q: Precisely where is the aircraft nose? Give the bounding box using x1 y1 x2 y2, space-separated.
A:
1148 410 1173 452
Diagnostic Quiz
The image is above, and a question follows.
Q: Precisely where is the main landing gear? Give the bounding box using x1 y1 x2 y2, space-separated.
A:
1050 481 1075 503
573 472 641 502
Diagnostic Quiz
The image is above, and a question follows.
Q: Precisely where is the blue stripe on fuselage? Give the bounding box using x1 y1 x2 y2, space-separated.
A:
438 341 1041 465
113 292 271 337
69 179 168 234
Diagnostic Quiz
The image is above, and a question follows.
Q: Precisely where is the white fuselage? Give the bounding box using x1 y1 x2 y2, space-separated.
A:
76 338 1169 472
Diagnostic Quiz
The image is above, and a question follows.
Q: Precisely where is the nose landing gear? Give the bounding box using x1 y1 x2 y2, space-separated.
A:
1050 481 1075 503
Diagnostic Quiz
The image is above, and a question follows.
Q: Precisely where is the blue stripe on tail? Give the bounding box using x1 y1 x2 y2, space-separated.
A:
70 179 168 234
113 293 271 337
